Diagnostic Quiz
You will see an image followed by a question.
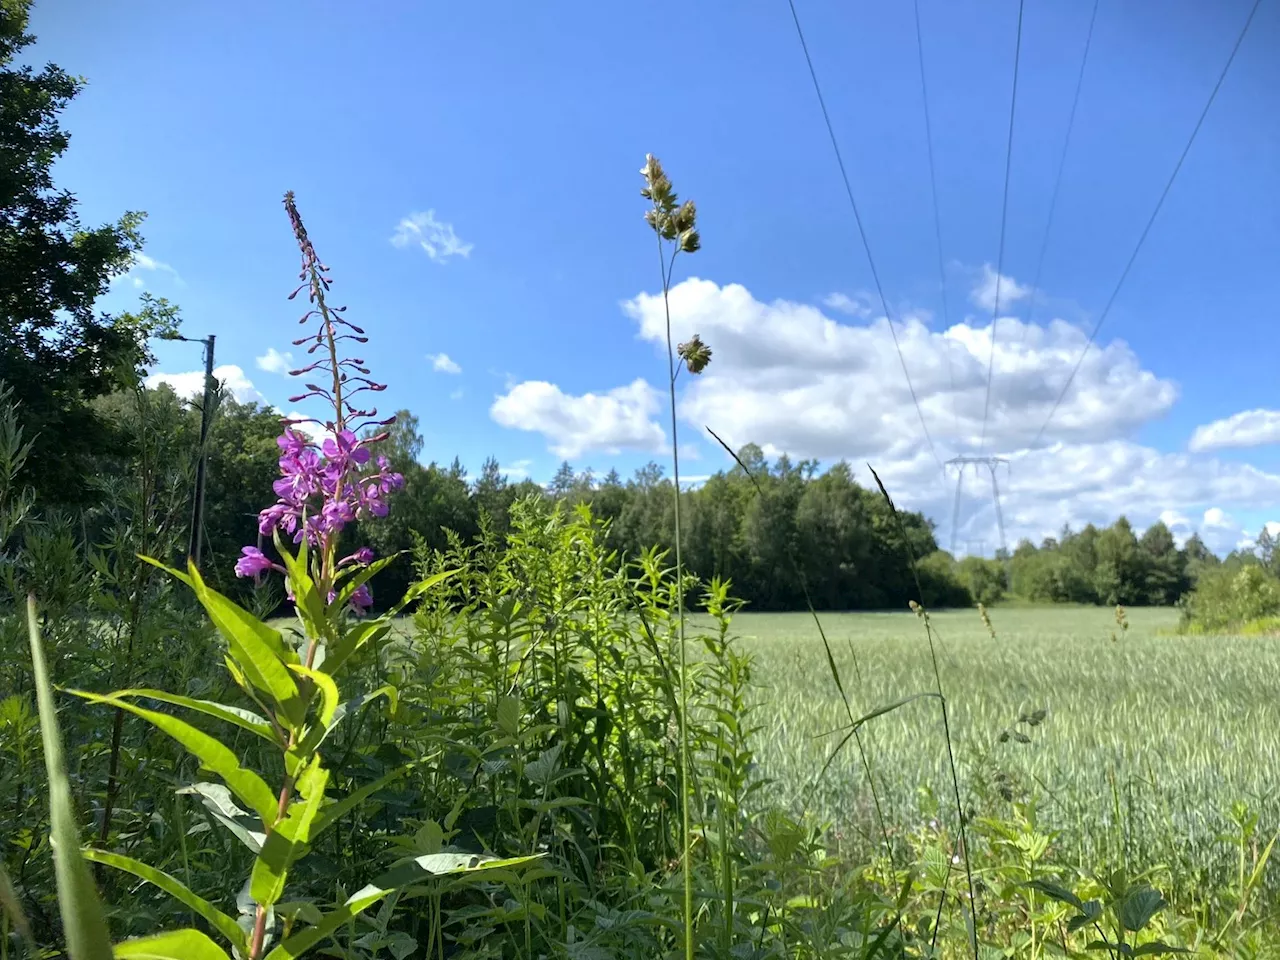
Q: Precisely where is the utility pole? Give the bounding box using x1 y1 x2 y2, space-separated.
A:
946 455 1010 571
162 332 217 568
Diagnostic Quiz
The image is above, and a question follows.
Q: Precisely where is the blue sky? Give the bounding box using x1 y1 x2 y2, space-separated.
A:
33 0 1280 553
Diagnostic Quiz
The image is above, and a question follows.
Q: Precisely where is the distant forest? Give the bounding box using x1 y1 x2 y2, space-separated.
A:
32 388 1233 613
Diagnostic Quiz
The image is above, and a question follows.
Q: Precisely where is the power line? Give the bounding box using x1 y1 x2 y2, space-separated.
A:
1032 0 1265 449
1017 0 1100 352
977 0 1026 457
912 0 959 437
786 0 945 472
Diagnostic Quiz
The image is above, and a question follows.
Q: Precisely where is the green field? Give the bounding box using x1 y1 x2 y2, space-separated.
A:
729 605 1280 888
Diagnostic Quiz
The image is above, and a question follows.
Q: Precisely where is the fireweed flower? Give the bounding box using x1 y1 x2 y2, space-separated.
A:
234 192 402 618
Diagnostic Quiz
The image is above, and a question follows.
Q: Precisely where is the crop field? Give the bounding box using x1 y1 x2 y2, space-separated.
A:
730 605 1280 888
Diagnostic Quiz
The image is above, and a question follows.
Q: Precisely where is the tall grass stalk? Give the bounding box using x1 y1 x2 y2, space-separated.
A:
705 426 894 865
640 153 705 960
868 464 979 960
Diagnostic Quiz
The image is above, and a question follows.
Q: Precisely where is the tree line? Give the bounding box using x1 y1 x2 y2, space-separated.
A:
14 383 1235 614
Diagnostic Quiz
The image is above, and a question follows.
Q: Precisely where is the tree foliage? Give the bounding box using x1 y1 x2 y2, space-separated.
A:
0 0 177 506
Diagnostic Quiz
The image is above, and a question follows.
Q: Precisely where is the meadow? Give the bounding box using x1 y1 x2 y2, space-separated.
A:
733 607 1280 896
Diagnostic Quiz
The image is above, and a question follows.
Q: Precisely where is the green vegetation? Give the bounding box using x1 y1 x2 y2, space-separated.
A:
3 3 1280 957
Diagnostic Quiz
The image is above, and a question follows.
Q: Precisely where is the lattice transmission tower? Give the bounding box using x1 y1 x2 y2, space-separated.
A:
946 456 1010 561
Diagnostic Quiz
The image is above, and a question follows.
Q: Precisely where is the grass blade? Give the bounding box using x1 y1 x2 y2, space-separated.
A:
27 594 113 960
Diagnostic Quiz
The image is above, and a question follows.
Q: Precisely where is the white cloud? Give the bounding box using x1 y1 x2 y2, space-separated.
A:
113 252 183 290
449 388 464 401
598 275 1280 556
969 263 1031 313
428 352 462 374
391 211 474 263
500 459 533 480
145 365 265 404
256 348 295 375
621 277 1176 460
822 292 873 317
490 378 666 459
281 411 328 443
1189 409 1280 452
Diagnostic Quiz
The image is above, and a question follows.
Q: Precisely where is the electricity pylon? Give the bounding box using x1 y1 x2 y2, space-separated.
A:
946 456 1010 562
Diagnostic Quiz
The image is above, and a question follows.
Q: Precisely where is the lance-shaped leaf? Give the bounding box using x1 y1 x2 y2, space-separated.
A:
27 596 113 960
250 757 330 908
275 537 334 648
374 851 545 888
0 862 32 951
80 850 246 954
107 689 277 744
113 929 232 960
324 618 393 678
299 684 396 758
69 691 278 827
263 884 394 960
179 783 267 854
141 557 305 729
310 761 421 841
332 553 403 612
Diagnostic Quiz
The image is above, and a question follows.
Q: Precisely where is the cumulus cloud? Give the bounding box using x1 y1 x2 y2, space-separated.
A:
1189 408 1280 452
113 252 183 290
145 365 265 404
500 459 533 480
606 276 1280 555
822 292 873 317
490 378 666 459
428 352 462 374
256 348 295 375
969 263 1031 313
391 211 473 263
620 277 1176 461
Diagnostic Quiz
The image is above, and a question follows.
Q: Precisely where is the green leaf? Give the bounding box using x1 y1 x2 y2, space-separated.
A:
275 537 334 648
394 569 460 614
113 929 232 960
178 783 267 854
849 692 942 730
310 761 420 840
496 696 521 737
333 554 404 611
80 850 246 953
27 596 113 960
68 690 278 827
1119 885 1167 932
299 684 397 758
376 852 544 887
108 689 277 744
1023 879 1084 911
263 885 392 960
0 861 33 950
250 757 330 909
289 665 338 727
143 557 306 729
1132 943 1190 956
324 618 394 678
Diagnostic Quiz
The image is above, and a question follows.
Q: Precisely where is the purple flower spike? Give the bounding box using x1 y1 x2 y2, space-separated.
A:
349 583 373 614
235 546 278 578
277 428 311 457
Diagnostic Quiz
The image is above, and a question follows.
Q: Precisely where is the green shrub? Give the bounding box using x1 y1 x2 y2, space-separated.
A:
1181 561 1280 633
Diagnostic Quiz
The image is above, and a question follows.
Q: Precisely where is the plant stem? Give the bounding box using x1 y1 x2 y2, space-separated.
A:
656 231 693 960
